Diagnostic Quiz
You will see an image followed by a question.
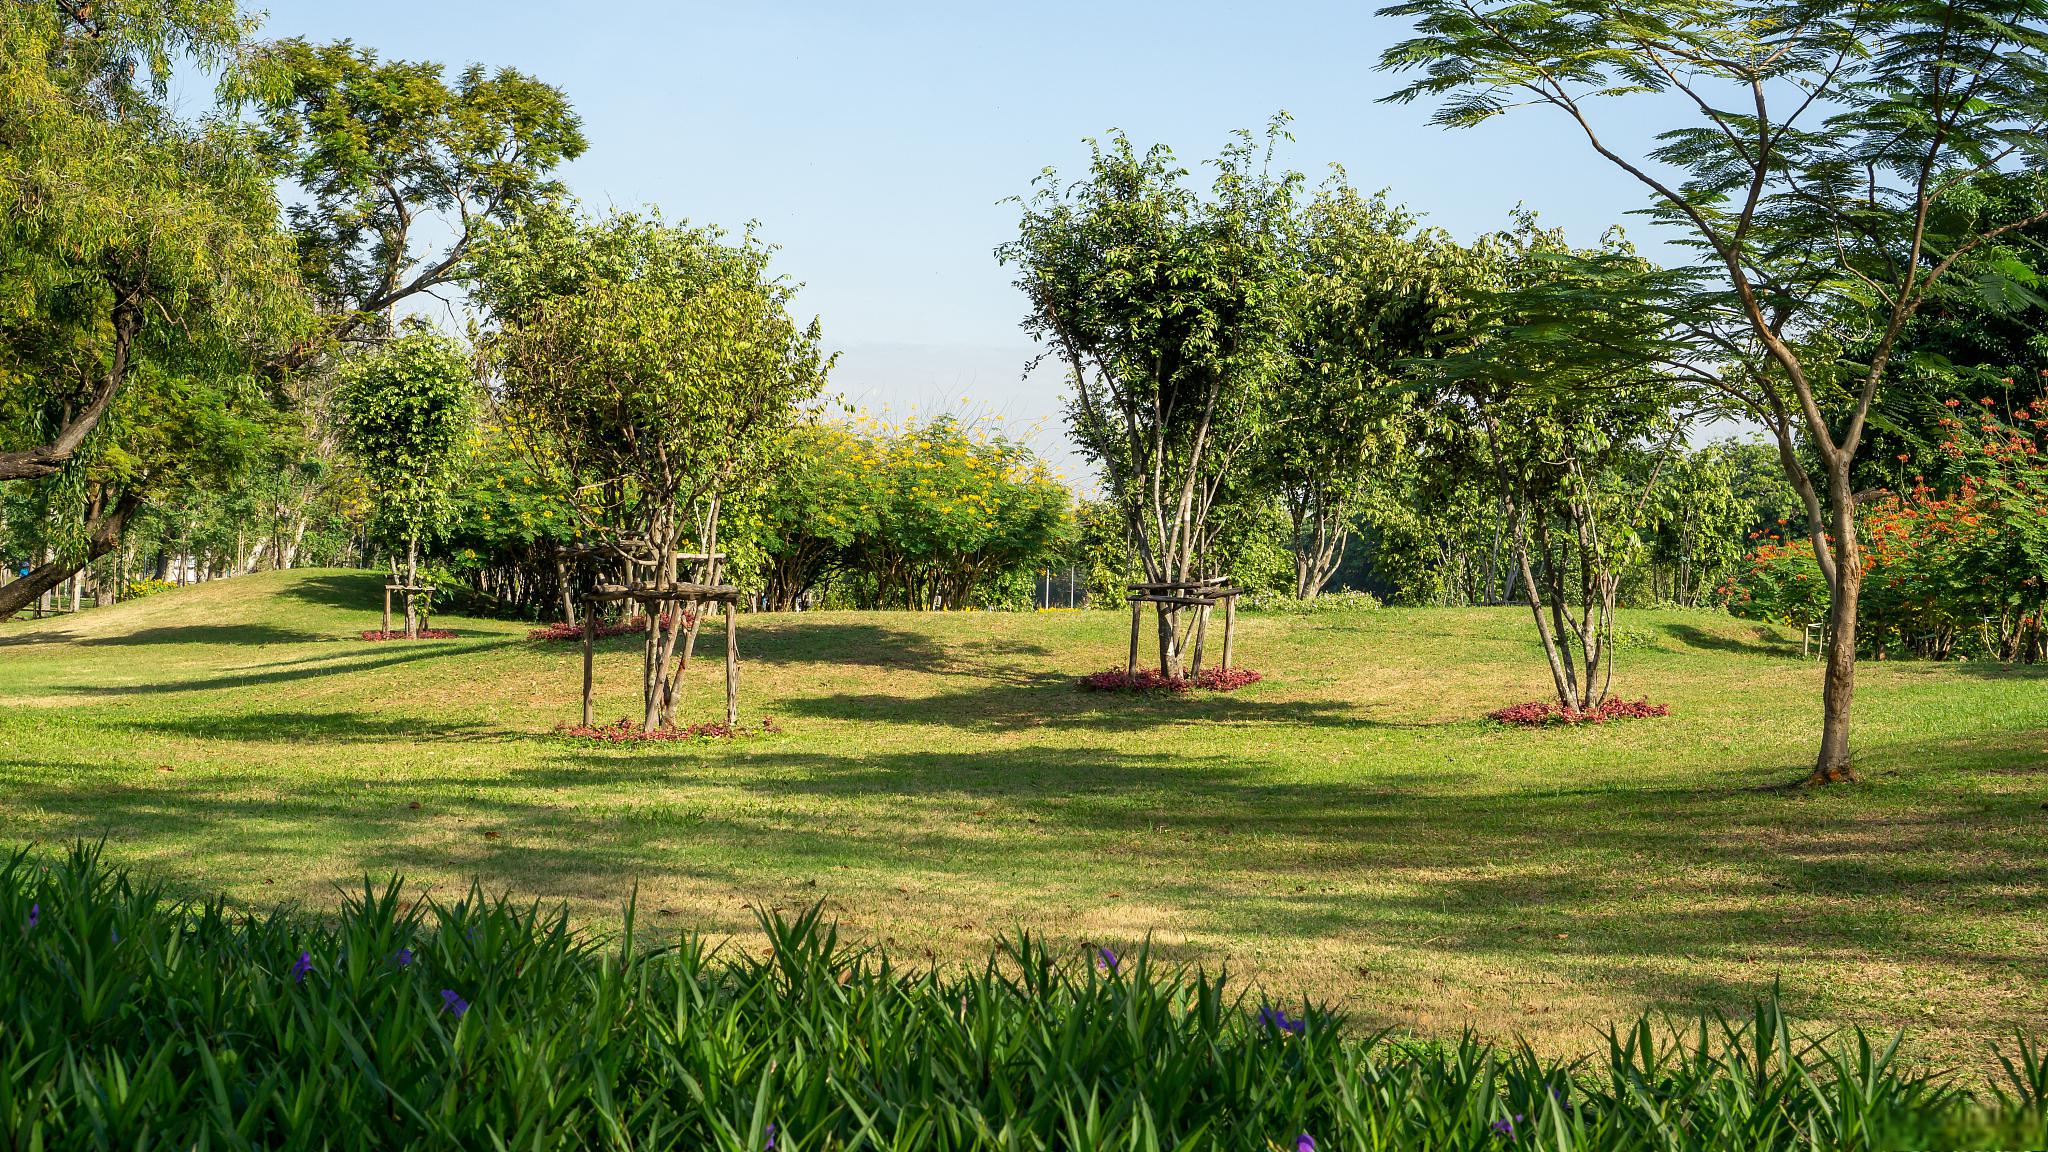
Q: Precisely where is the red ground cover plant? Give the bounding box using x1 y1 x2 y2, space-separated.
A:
1489 698 1670 726
360 629 459 641
1079 668 1264 693
527 612 696 642
556 717 782 742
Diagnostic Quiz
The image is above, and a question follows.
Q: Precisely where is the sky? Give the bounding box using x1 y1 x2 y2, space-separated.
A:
247 0 1687 482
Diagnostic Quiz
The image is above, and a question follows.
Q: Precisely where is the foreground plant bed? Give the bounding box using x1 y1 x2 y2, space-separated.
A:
554 717 781 742
5 845 2043 1151
1490 697 1672 726
1080 667 1264 693
359 628 459 641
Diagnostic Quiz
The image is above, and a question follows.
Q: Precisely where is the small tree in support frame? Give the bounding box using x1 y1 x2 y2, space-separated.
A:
473 208 828 732
1124 577 1243 680
578 581 745 731
1001 122 1294 677
334 331 474 639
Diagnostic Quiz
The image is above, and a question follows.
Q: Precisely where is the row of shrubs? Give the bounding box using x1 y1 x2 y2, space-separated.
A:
5 844 2045 1150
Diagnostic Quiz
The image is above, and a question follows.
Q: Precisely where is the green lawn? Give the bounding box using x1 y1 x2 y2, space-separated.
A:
2 569 2044 1064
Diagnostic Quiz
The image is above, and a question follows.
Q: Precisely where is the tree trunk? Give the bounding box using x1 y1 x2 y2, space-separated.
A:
403 536 419 639
0 296 139 482
1807 488 1864 784
0 492 143 620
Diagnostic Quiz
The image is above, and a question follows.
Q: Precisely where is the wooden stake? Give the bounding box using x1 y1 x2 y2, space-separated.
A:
723 602 739 729
1126 599 1142 679
581 606 596 728
381 586 391 637
1220 594 1236 670
1189 602 1210 677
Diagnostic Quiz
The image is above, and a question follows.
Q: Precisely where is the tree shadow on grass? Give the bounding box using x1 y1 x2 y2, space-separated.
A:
738 621 978 673
113 710 497 744
50 640 504 697
1660 622 1803 658
771 679 1389 735
74 624 336 647
278 571 387 611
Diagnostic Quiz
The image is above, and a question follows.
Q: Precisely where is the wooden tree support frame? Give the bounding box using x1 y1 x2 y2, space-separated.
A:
1123 577 1241 679
382 583 435 637
577 582 745 730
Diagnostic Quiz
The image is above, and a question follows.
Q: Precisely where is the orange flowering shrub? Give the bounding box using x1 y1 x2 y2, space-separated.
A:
1728 385 2048 661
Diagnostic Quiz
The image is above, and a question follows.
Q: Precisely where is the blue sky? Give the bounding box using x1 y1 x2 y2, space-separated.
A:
250 1 1679 479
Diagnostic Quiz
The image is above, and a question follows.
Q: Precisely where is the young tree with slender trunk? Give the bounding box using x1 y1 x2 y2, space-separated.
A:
1380 0 2048 782
1427 226 1690 712
333 331 474 638
474 209 828 732
1000 121 1296 674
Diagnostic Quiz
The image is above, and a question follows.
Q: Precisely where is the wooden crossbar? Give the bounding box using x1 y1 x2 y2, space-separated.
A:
1126 588 1245 606
1126 576 1230 591
586 582 742 602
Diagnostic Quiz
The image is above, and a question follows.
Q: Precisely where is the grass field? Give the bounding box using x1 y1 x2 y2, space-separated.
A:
2 569 2044 1066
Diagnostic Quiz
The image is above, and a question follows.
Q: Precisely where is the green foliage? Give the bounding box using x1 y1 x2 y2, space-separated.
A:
252 36 585 344
1638 441 1778 608
742 422 879 608
4 844 2046 1149
0 0 304 485
474 208 829 564
1066 498 1139 605
333 331 475 556
1000 119 1297 589
1241 588 1384 615
746 415 1072 610
444 426 576 558
1259 178 1447 597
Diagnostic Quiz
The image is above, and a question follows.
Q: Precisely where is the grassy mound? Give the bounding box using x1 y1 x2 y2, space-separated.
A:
5 845 2046 1150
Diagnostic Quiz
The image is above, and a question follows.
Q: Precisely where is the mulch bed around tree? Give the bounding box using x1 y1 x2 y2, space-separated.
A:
1488 698 1670 726
1078 667 1263 694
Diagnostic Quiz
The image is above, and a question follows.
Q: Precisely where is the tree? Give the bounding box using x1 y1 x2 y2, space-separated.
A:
1426 224 1690 712
1000 121 1296 674
1641 442 1770 607
837 416 1071 610
475 209 828 731
253 37 585 359
1381 0 2048 781
745 422 877 611
333 330 474 638
0 1 300 487
1261 179 1445 598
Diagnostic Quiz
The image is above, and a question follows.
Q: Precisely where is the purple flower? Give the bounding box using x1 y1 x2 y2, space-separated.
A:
25 903 36 930
1096 946 1119 973
1257 1006 1305 1035
1491 1114 1523 1138
765 1122 777 1150
289 951 313 984
1296 1134 1316 1152
441 988 469 1018
393 947 415 968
